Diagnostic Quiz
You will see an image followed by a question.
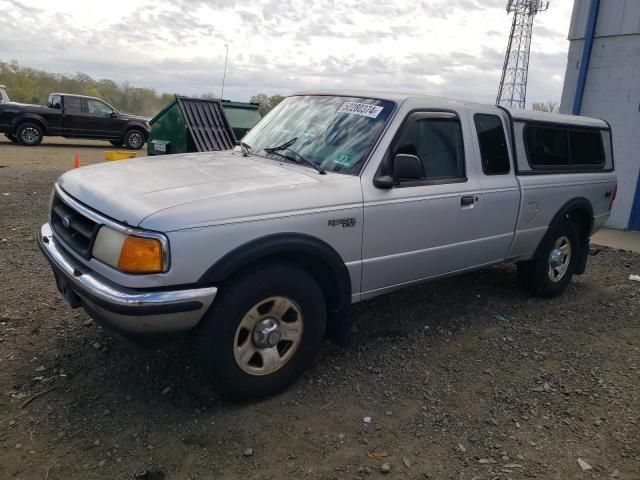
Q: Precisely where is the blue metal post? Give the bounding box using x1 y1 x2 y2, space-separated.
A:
572 0 600 115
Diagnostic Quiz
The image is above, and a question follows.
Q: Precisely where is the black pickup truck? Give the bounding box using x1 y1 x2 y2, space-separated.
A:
0 93 150 149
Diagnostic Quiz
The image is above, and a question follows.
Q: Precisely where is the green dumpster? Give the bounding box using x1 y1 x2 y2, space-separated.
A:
147 96 261 156
220 100 262 140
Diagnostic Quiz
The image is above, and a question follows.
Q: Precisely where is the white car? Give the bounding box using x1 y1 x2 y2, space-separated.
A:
39 91 617 400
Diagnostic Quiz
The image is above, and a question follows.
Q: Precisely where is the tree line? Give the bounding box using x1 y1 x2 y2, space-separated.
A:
0 61 285 117
1 60 557 117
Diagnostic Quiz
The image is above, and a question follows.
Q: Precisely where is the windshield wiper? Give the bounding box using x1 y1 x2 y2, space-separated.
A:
263 137 326 175
236 141 252 156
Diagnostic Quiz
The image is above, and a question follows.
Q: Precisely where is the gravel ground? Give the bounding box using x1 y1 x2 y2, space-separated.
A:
1 137 639 480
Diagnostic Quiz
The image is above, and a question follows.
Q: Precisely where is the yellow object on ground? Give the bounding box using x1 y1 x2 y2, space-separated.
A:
105 151 137 161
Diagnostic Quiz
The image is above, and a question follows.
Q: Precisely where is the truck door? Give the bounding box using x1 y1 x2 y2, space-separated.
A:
360 108 486 294
469 108 520 261
85 98 124 138
62 96 86 136
45 94 64 135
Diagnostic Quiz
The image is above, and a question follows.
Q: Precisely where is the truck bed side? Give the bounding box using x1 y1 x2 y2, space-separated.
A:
505 114 616 260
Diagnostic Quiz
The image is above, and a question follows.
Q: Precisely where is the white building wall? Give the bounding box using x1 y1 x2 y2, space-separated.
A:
560 2 640 229
568 0 640 39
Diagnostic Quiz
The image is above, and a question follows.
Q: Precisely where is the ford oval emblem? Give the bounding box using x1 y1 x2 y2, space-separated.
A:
62 216 71 228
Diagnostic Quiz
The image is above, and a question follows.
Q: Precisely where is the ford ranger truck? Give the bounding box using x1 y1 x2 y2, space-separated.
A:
38 91 617 400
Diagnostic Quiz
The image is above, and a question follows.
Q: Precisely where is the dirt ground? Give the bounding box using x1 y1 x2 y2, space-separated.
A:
1 137 639 480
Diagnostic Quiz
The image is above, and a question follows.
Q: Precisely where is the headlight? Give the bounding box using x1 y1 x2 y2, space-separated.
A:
92 226 166 274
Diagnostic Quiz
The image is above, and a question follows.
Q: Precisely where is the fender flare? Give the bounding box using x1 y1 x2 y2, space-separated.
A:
537 197 594 275
547 197 594 239
121 121 149 138
12 113 48 134
198 233 353 345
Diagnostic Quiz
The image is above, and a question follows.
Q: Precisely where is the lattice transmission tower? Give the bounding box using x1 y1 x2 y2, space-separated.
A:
496 0 549 109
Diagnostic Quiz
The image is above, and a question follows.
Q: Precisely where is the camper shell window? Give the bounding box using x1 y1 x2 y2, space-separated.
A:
523 123 605 170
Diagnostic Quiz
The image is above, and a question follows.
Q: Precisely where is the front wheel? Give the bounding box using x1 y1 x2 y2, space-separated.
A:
123 129 145 150
193 264 326 401
17 123 43 146
517 221 580 297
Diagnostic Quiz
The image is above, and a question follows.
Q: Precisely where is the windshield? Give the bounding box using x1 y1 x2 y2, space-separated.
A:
241 95 395 175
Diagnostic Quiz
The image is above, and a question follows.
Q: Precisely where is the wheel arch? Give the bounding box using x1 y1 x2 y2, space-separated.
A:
14 114 48 135
548 197 594 242
122 122 148 137
198 233 353 346
536 197 594 275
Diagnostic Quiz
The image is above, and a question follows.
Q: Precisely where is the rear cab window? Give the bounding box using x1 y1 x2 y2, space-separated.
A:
64 96 84 113
473 114 510 175
48 95 62 109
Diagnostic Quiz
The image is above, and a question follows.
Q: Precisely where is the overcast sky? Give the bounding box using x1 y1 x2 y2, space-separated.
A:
1 0 574 105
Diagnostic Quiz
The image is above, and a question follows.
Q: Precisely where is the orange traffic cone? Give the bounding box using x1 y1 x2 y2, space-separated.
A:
73 153 81 168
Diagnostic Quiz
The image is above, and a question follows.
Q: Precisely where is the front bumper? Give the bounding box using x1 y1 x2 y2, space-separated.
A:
38 223 217 335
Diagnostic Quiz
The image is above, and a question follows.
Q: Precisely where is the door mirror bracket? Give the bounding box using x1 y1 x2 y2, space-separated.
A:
373 175 395 189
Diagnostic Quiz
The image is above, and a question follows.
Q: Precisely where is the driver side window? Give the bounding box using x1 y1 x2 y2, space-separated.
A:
394 115 466 182
86 99 113 117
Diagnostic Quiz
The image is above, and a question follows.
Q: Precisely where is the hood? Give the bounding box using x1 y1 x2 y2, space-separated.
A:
57 151 352 229
119 112 150 122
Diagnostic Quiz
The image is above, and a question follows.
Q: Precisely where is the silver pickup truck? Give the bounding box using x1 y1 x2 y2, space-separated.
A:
38 91 617 400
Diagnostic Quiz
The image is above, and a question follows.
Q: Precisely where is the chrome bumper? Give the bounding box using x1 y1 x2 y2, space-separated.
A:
38 223 217 334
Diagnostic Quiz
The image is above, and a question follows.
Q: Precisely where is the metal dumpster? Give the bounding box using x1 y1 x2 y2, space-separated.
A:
147 96 237 156
220 100 262 140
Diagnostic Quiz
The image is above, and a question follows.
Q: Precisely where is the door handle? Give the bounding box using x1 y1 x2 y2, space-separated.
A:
604 191 612 198
461 196 475 206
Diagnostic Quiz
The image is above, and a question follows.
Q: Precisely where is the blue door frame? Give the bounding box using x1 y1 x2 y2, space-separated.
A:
630 172 640 231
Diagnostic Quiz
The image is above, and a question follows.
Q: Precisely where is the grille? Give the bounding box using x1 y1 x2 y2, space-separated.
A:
50 193 100 259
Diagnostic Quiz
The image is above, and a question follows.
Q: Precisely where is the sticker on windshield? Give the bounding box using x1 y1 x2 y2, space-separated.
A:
337 102 383 119
333 153 353 166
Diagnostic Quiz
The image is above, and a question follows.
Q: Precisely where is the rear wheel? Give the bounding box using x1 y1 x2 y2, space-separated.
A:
123 129 145 150
193 264 326 401
518 221 579 297
17 123 43 146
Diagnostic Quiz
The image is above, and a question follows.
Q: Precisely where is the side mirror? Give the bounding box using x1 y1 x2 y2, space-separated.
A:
373 154 424 189
110 111 117 118
393 154 424 181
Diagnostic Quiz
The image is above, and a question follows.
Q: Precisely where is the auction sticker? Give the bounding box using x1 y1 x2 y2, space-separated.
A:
337 102 383 118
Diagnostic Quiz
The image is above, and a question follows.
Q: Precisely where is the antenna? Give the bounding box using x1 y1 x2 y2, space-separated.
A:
496 1 549 109
221 43 229 100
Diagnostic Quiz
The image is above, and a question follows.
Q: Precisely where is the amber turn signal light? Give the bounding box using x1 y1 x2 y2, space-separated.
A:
118 236 163 273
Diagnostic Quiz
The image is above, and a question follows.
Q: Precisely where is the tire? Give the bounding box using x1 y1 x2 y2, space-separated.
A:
16 123 43 146
109 140 123 147
5 133 19 144
123 129 145 150
517 220 580 297
193 263 327 401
